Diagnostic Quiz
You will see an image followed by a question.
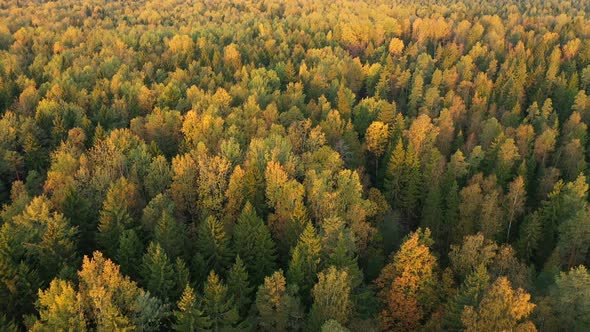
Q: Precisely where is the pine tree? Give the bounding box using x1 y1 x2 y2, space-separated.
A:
196 216 233 274
255 270 303 331
384 139 405 207
116 229 143 279
233 202 277 285
141 242 175 301
202 271 240 331
307 267 352 330
320 217 363 289
287 222 321 302
173 285 212 332
400 143 422 221
97 178 138 257
549 266 590 331
154 211 185 259
421 183 443 248
227 256 253 317
443 265 491 331
174 257 191 301
442 178 460 250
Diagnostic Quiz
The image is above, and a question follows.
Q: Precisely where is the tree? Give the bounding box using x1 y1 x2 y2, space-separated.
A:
141 242 175 302
255 270 303 331
388 38 404 56
307 267 352 330
97 177 139 257
144 155 172 199
400 143 422 221
227 256 253 317
196 216 233 274
461 277 536 332
505 176 526 242
449 233 498 280
319 217 363 289
365 121 389 175
287 223 321 302
31 279 87 332
443 265 491 331
384 139 405 207
376 229 438 331
154 211 186 259
116 229 143 279
32 251 167 331
202 271 240 331
232 202 277 285
173 285 212 332
549 266 590 331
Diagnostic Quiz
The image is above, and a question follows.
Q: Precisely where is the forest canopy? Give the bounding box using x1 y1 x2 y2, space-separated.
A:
1 0 590 331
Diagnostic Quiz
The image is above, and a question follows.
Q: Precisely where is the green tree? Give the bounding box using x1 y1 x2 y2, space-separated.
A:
443 265 491 331
154 211 186 259
549 266 590 331
116 229 143 279
97 177 139 257
202 271 240 332
232 202 277 285
384 139 405 207
227 256 253 317
287 223 321 302
196 216 233 274
255 270 303 331
173 285 212 332
141 242 175 302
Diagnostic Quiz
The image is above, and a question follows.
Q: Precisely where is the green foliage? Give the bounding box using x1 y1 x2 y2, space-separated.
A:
141 242 175 302
173 285 211 332
202 271 240 331
287 223 321 303
227 256 253 318
196 216 233 274
4 0 590 328
233 202 277 285
255 270 303 331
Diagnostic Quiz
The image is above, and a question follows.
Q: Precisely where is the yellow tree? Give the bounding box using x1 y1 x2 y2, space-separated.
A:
462 277 536 332
376 228 438 331
365 121 389 175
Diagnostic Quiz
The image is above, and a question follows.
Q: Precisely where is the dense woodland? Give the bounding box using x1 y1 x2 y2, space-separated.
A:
0 0 590 330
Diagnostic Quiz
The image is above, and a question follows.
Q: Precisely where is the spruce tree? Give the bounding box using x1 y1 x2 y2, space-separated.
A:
255 270 303 331
116 229 143 279
384 139 405 207
233 202 277 285
154 211 185 259
173 285 212 332
401 143 422 221
174 257 191 301
443 265 491 331
227 256 253 317
97 178 137 258
141 242 175 301
196 216 233 274
287 222 321 303
202 271 240 331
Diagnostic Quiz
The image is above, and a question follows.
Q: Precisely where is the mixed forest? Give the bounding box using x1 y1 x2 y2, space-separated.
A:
1 0 590 330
